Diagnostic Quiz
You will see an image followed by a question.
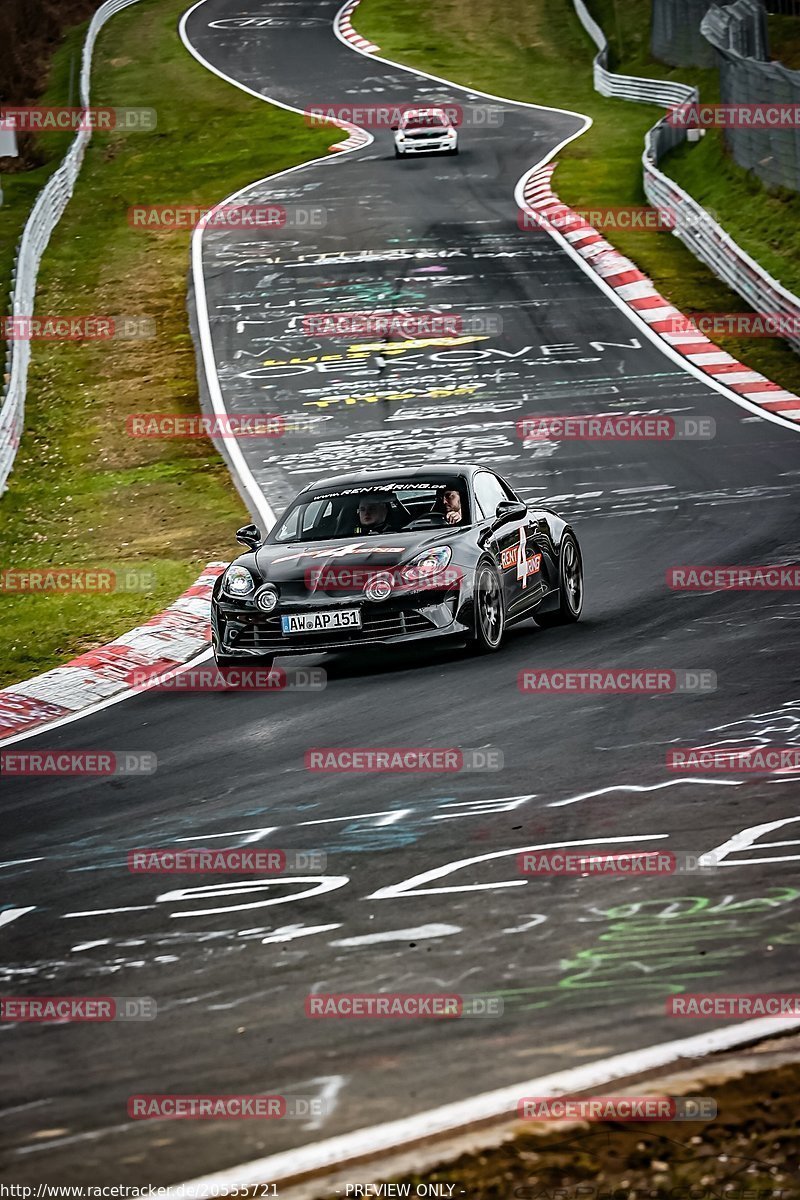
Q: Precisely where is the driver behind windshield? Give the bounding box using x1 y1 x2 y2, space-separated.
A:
440 487 463 525
354 493 394 534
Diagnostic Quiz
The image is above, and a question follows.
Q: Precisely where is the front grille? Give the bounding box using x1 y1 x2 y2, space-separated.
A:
229 607 434 651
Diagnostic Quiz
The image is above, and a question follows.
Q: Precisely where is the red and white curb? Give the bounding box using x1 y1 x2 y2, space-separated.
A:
328 123 371 153
0 562 226 743
521 163 800 423
335 0 379 54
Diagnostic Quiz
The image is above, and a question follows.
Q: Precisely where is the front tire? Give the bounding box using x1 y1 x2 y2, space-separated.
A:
534 532 583 626
469 561 505 653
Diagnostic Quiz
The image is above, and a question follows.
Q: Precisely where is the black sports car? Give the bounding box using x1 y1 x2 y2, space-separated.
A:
210 464 582 668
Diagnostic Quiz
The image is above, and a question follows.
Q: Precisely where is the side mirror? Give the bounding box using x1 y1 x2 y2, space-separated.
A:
236 524 262 550
493 500 527 527
391 123 399 131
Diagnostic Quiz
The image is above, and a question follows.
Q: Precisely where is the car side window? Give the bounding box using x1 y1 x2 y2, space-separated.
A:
473 472 512 520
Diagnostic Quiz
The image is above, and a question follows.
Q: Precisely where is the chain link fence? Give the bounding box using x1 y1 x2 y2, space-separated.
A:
0 0 144 494
702 0 800 191
571 0 800 354
651 0 727 67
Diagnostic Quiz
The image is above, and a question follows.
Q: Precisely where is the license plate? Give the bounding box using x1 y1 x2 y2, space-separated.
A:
281 608 362 634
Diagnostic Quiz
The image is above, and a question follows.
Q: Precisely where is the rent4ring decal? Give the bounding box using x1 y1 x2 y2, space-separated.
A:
500 530 542 586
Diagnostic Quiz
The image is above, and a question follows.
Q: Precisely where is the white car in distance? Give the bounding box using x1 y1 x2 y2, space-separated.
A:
393 108 459 158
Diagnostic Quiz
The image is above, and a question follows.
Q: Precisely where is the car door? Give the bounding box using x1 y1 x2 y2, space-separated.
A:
473 471 529 614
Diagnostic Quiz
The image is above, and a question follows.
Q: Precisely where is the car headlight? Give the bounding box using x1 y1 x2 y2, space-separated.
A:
400 546 453 589
223 564 256 598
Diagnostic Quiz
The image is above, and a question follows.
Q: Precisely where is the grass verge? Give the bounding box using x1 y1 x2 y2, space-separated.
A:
356 0 800 395
0 0 341 688
337 1055 800 1199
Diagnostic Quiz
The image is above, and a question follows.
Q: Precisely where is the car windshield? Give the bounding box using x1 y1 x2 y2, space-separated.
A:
268 478 471 543
404 112 447 128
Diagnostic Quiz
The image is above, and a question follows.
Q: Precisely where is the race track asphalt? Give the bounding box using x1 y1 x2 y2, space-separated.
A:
1 0 799 1184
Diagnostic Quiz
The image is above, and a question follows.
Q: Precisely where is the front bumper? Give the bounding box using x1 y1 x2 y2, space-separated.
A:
213 594 468 657
395 136 457 154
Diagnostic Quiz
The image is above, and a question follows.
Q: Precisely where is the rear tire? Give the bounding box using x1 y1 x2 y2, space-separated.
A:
469 561 506 653
534 532 583 627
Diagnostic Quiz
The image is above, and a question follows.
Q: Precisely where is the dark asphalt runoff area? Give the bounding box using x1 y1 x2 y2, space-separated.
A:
1 0 799 1184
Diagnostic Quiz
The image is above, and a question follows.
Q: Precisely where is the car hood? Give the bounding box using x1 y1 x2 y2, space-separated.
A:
253 530 453 582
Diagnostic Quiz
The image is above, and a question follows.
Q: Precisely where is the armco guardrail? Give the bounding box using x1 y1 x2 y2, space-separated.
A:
573 0 697 107
0 0 143 494
643 136 800 352
572 0 800 355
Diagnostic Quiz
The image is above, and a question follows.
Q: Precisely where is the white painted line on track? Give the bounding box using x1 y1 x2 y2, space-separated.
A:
177 1016 800 1190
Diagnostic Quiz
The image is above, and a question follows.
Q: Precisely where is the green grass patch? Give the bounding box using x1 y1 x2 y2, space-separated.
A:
0 0 342 687
769 12 800 69
357 0 800 395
